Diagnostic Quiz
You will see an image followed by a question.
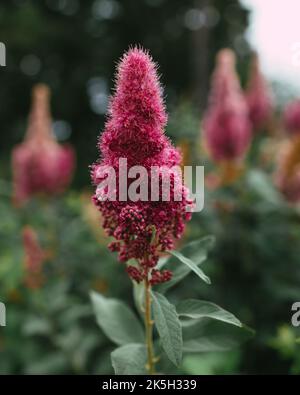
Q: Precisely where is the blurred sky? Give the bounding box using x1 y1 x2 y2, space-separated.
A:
242 0 300 93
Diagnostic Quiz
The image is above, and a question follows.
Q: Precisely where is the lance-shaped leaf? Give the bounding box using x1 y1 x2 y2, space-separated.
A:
157 236 214 293
177 299 242 327
90 291 144 345
111 344 147 375
169 250 211 284
182 319 254 353
152 291 182 366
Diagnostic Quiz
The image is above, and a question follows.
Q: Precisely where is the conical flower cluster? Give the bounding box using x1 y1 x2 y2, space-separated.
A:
245 54 273 131
91 48 193 284
203 49 251 163
12 84 75 205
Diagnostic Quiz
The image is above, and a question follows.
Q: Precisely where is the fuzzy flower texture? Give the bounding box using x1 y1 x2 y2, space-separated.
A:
12 84 75 205
91 48 193 285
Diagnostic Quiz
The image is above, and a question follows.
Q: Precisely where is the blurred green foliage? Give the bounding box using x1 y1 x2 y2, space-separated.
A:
0 191 130 374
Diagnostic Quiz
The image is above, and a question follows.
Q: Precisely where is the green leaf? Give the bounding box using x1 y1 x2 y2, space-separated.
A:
133 281 145 316
177 299 242 327
152 291 182 366
182 350 240 375
157 236 214 293
111 344 147 375
169 250 211 284
182 319 254 353
23 317 52 336
25 353 68 374
177 236 215 264
247 170 282 205
90 291 144 345
156 256 170 270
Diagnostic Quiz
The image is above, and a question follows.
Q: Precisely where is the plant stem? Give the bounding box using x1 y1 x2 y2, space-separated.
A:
144 276 155 374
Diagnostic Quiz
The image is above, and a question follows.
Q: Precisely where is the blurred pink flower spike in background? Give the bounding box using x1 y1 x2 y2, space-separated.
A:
203 48 252 185
12 84 75 206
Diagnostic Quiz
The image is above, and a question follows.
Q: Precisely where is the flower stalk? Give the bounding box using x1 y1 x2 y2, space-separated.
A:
144 275 155 374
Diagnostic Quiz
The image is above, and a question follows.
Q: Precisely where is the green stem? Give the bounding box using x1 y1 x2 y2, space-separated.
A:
144 276 155 374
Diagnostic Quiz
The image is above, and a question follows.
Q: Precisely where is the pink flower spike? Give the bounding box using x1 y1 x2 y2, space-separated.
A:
203 49 251 162
91 47 193 283
12 84 76 205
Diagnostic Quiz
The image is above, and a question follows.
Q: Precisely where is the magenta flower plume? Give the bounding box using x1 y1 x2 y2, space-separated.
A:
91 47 193 285
203 49 251 162
245 54 273 131
12 84 75 205
283 100 300 135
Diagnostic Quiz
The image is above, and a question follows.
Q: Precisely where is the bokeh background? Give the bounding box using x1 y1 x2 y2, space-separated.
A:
1 0 300 374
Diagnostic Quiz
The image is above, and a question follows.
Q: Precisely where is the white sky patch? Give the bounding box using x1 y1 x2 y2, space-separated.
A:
241 0 300 93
